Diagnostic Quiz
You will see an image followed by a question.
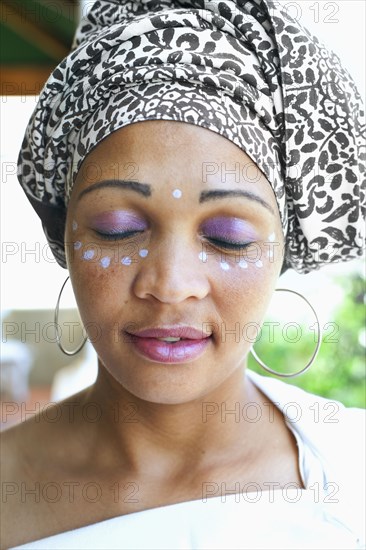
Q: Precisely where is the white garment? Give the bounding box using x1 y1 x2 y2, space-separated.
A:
10 370 366 550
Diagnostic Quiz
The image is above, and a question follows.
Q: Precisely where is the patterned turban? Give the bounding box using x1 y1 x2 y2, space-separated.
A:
17 0 365 273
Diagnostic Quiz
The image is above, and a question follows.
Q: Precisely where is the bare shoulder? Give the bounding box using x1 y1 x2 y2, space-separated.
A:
0 390 92 549
1 413 44 485
1 419 43 549
1 387 89 461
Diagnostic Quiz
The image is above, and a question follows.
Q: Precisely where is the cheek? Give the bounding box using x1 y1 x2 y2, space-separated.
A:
67 245 138 331
66 225 149 316
208 248 280 334
68 236 145 268
69 264 122 329
66 213 148 269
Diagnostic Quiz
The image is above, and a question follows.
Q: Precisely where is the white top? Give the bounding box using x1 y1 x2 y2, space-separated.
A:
10 369 366 550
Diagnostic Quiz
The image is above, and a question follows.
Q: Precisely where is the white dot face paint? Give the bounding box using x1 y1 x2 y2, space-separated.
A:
172 189 182 199
238 259 248 269
72 220 78 231
198 251 207 262
121 256 132 266
268 232 275 242
100 256 111 269
83 249 95 260
255 260 263 268
139 249 149 258
74 241 82 250
220 261 230 271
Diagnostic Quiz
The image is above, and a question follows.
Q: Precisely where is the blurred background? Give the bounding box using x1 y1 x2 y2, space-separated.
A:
1 0 365 429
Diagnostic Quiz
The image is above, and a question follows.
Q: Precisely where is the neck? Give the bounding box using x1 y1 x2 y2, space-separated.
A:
77 360 263 478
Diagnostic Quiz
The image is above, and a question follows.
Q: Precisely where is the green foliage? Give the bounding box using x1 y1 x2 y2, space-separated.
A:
248 273 366 408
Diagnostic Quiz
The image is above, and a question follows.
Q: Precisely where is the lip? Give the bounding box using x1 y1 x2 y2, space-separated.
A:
125 325 213 364
128 326 212 339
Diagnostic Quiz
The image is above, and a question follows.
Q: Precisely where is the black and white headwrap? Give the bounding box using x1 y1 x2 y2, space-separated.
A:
17 0 365 273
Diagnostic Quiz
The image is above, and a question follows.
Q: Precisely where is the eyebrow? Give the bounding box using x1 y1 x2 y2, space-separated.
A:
76 179 274 215
199 189 275 215
76 180 151 201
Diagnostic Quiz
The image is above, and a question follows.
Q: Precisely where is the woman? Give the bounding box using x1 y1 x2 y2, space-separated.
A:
2 0 365 548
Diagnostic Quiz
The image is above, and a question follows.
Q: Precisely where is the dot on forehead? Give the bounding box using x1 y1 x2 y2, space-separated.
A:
172 189 182 199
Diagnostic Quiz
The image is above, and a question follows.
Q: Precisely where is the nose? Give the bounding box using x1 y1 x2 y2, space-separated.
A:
132 237 210 304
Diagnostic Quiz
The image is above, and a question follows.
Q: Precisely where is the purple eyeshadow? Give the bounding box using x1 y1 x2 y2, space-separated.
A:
91 211 147 232
201 217 257 242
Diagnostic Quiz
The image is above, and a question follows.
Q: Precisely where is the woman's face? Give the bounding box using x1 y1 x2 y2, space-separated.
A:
65 121 285 404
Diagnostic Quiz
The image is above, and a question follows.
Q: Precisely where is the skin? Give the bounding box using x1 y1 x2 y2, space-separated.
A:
1 121 303 548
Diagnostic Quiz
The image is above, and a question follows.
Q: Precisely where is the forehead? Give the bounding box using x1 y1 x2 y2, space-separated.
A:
73 120 279 212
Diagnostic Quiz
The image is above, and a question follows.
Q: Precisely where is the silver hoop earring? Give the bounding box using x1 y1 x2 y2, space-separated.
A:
250 288 322 378
54 276 88 356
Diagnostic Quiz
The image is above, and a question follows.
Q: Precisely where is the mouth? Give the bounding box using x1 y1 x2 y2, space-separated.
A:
125 325 213 364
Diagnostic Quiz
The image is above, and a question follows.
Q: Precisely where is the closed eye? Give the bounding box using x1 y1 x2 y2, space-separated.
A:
205 237 253 251
94 230 144 241
94 231 253 250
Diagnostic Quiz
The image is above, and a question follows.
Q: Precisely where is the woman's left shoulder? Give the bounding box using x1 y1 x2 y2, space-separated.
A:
247 369 365 453
281 378 365 440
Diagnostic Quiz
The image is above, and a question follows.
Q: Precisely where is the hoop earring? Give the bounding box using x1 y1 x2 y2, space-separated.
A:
250 288 322 378
54 276 88 356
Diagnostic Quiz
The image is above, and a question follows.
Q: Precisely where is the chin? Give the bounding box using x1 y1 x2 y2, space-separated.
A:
102 359 219 406
121 371 212 406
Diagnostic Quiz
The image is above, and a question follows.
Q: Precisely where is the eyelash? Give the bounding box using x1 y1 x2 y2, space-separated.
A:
95 231 253 250
205 237 252 251
94 230 143 241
